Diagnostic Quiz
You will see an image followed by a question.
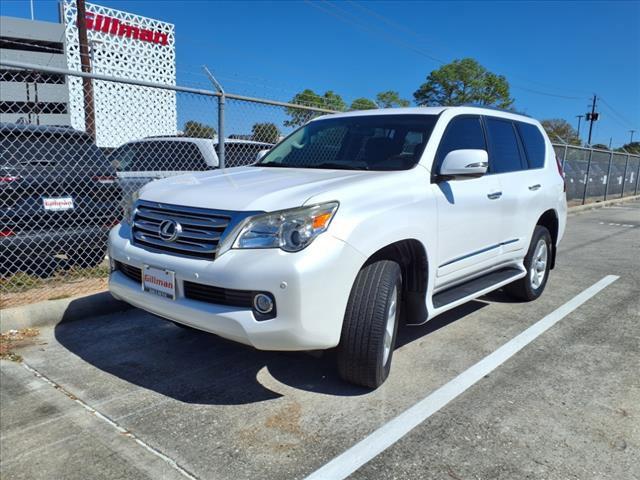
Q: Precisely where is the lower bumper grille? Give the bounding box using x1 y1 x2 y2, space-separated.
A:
114 261 274 319
183 280 254 308
116 261 142 283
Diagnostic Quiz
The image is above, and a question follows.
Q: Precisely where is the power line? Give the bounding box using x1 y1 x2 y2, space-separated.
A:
304 0 446 65
599 96 637 129
313 0 591 101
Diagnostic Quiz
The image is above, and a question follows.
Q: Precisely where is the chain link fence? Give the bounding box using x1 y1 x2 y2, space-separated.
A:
1 62 639 309
554 144 640 206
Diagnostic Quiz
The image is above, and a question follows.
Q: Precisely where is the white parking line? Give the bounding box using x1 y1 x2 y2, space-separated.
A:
305 275 619 480
21 362 199 480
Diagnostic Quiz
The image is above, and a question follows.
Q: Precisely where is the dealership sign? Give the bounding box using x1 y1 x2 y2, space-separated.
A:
83 12 169 46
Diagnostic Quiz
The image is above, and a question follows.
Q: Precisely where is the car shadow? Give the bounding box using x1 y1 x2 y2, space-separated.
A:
54 299 488 405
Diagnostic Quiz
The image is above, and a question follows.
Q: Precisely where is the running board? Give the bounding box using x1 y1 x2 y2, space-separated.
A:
432 267 523 309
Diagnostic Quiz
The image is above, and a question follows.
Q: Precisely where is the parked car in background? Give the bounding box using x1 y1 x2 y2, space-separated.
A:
1 123 122 276
109 106 567 388
110 137 275 194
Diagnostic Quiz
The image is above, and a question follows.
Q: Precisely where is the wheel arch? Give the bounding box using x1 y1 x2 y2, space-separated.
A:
536 209 559 269
363 238 429 325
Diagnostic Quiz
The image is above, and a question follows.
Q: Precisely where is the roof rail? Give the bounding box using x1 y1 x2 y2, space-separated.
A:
458 104 530 117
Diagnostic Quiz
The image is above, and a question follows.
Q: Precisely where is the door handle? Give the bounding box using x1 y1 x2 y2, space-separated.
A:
487 191 502 200
528 184 541 191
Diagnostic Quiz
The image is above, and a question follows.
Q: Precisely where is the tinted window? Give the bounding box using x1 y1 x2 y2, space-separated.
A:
485 118 525 174
1 131 106 169
226 143 270 167
112 141 208 171
435 116 486 172
516 122 546 169
257 114 438 171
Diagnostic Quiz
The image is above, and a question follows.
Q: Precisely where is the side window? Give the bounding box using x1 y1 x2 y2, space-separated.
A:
169 143 208 170
485 118 525 174
435 116 486 172
516 122 546 169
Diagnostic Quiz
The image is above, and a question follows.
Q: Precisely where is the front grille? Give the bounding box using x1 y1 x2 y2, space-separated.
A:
131 201 232 259
116 261 142 283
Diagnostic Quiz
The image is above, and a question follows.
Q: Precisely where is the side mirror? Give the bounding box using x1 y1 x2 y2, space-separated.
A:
439 149 488 178
256 149 270 161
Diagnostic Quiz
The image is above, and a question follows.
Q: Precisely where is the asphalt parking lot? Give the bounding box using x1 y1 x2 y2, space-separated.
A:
1 201 639 480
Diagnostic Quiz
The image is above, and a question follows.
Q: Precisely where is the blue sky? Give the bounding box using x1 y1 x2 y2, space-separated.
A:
3 0 639 147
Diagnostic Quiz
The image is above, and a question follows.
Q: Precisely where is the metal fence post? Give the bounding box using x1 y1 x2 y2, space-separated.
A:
620 154 629 198
582 149 593 205
562 144 568 170
604 151 613 201
635 158 640 195
203 65 225 169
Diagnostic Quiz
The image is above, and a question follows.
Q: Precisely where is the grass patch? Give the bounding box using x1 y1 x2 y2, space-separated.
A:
0 263 110 294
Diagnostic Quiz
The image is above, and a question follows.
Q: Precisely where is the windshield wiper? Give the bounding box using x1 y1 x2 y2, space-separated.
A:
307 162 369 170
256 162 368 170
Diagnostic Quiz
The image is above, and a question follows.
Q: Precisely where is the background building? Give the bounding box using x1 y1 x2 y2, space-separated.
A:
0 1 177 147
0 16 71 126
62 0 177 148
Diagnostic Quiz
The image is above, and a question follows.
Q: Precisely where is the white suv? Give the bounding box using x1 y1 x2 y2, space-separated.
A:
111 137 274 193
109 106 567 388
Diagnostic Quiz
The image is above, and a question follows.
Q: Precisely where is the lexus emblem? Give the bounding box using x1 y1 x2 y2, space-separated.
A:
158 219 182 242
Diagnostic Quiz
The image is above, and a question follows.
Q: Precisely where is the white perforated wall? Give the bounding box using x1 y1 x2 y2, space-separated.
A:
63 0 177 147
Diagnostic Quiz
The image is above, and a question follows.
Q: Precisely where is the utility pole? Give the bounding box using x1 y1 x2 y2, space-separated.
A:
76 0 96 140
576 115 583 140
586 94 599 146
630 130 636 144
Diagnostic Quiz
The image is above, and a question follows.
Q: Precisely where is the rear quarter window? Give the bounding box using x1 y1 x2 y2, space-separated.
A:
516 122 546 169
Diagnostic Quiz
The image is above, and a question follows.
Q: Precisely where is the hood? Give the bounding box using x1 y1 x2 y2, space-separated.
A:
138 166 375 212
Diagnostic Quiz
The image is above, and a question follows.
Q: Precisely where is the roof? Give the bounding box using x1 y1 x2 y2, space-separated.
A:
129 136 275 146
313 105 538 124
0 122 87 136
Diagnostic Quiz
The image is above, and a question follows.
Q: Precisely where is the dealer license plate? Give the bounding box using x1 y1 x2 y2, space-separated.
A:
142 265 176 300
43 196 74 211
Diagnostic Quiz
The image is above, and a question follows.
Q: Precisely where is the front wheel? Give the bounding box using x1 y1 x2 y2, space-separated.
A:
337 260 401 388
504 225 552 301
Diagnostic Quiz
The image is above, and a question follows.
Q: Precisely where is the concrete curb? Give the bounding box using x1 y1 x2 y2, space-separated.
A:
0 292 132 332
568 194 639 214
1 194 638 332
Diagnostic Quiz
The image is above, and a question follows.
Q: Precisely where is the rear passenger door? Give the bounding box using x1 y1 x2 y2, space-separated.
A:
483 117 534 259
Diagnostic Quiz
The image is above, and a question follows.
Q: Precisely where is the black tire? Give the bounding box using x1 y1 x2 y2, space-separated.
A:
504 225 552 301
337 260 402 388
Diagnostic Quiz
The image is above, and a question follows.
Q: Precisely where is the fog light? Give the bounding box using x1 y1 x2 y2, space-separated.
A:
253 293 274 314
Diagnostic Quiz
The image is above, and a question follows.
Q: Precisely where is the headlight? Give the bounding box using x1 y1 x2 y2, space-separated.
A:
122 189 140 224
230 202 339 253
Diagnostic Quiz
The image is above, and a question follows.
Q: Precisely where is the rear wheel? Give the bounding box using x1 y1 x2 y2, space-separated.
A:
337 260 401 388
505 225 551 301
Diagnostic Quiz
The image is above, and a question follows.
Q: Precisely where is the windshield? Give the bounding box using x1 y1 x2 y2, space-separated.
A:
256 114 438 171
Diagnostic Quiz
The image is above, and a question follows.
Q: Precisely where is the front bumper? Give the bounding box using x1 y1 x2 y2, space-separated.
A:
108 223 365 351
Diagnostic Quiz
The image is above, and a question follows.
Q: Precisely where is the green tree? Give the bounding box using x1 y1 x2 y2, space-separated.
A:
350 97 377 110
183 120 216 139
591 143 609 150
285 89 347 127
376 90 410 108
414 58 513 109
252 122 280 144
618 141 640 154
540 119 581 146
